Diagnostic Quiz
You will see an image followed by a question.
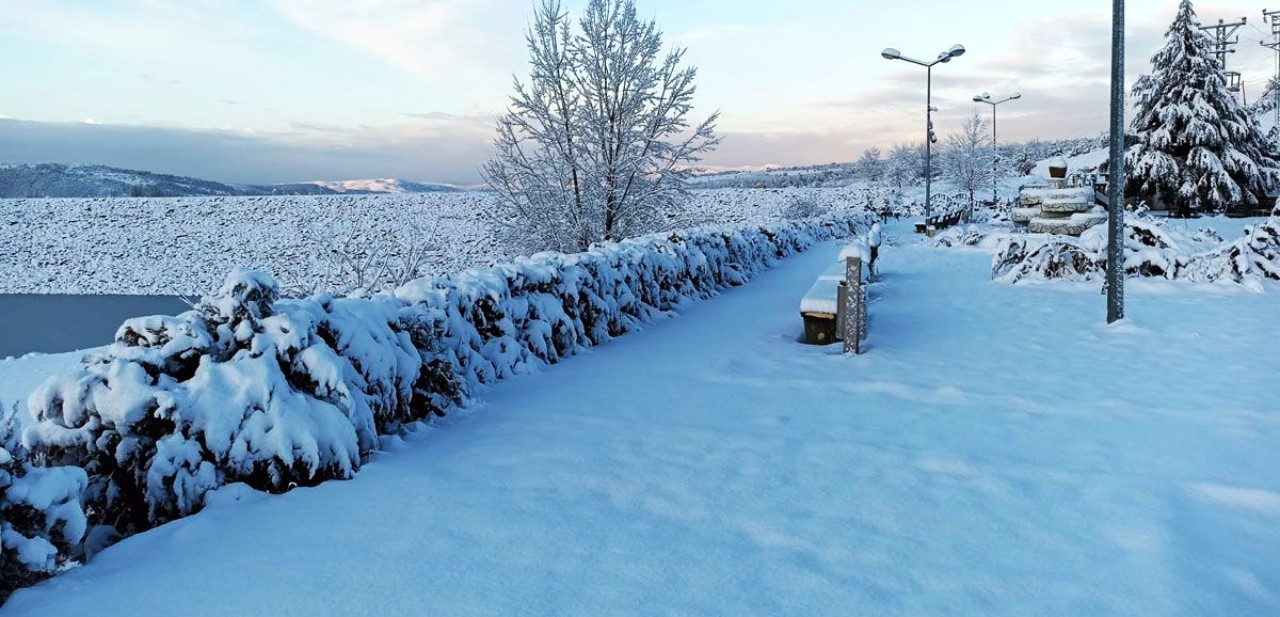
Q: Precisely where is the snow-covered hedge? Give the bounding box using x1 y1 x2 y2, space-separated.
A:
991 206 1280 286
4 215 863 600
0 423 87 603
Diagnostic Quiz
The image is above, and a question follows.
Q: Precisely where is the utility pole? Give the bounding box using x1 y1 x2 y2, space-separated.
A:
1262 10 1280 133
1107 0 1126 324
1200 17 1247 98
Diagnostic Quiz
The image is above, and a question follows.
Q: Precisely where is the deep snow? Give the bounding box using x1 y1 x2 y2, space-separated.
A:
2 219 1277 616
0 351 88 427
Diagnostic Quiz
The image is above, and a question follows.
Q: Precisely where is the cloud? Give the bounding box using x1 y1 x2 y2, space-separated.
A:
399 111 471 120
759 9 1173 160
0 117 495 185
288 121 348 134
264 0 517 92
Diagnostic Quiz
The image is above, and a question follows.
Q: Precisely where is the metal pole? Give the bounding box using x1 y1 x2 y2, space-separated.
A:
925 65 933 220
1107 0 1126 323
992 105 999 203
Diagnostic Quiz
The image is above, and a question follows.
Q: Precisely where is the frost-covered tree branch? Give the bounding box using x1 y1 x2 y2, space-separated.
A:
940 112 994 214
483 0 719 253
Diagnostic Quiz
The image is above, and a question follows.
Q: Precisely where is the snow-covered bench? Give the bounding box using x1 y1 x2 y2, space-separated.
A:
799 261 845 344
800 249 868 350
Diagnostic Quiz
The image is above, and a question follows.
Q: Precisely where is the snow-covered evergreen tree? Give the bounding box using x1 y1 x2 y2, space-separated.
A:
483 0 720 253
1247 77 1280 146
1126 0 1280 217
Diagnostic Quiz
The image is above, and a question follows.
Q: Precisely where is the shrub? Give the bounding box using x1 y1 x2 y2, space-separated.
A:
11 215 866 602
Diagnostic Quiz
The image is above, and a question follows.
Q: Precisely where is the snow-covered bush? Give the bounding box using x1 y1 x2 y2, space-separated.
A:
781 192 828 220
26 269 423 532
931 226 994 249
1 421 88 603
991 206 1280 285
991 235 1102 283
11 214 865 600
1180 206 1280 285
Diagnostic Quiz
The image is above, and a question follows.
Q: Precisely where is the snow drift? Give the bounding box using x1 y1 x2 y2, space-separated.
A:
1 215 864 602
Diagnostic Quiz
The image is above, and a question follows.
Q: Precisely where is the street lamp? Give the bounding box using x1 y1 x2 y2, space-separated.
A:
881 44 966 221
972 92 1022 204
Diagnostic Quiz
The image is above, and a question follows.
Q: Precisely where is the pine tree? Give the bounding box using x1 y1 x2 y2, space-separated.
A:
1126 0 1280 217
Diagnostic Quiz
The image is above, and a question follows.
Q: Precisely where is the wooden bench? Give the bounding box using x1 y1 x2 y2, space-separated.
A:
800 262 844 345
800 258 868 352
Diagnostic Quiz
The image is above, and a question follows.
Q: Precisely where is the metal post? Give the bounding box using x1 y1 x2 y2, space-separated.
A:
843 257 863 355
925 66 933 221
992 105 999 203
1107 0 1126 323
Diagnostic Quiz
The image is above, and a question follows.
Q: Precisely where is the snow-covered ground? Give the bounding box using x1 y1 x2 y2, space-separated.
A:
0 188 873 295
0 350 88 425
3 219 1275 616
1030 148 1110 178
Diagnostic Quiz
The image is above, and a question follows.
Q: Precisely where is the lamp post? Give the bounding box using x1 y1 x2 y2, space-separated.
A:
972 92 1021 204
1106 0 1125 323
881 44 966 221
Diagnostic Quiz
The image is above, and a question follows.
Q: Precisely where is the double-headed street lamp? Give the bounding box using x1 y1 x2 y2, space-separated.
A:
972 92 1021 203
881 44 966 220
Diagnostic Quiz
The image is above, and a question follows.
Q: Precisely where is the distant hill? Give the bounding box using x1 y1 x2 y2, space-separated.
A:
304 178 463 194
0 163 256 198
0 163 469 198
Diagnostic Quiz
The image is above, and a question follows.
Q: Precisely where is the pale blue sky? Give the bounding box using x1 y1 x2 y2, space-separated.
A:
0 1 1271 183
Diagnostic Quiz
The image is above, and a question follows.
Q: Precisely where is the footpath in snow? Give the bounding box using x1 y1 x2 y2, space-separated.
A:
3 220 1277 616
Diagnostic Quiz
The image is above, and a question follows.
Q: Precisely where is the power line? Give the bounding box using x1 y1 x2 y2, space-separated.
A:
1200 16 1249 93
1261 9 1280 129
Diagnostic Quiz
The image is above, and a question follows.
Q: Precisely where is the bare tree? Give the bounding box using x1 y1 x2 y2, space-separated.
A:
886 143 924 190
941 112 994 216
483 0 720 253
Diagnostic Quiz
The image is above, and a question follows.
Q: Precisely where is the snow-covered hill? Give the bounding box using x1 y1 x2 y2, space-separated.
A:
304 178 465 194
0 164 469 198
0 163 258 198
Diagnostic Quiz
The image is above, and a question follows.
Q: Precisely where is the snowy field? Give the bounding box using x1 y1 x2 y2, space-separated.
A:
2 219 1276 616
0 188 873 296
